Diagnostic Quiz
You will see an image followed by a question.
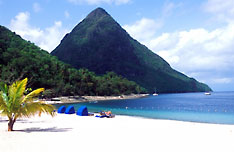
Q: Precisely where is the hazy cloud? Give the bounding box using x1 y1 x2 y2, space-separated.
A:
33 2 41 13
162 1 183 18
10 12 68 52
203 0 234 23
211 78 233 84
67 0 131 5
64 11 70 18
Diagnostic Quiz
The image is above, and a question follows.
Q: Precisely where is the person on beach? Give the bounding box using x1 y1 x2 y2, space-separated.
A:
100 111 106 116
105 111 115 118
98 111 115 118
105 111 111 115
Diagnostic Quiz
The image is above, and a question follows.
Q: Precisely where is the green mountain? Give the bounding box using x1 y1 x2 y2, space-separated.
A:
51 8 212 93
0 25 145 97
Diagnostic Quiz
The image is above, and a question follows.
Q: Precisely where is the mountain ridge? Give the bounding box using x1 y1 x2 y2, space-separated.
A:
0 25 146 96
51 7 212 93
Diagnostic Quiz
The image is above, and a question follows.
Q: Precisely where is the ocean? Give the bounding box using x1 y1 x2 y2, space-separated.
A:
55 92 234 124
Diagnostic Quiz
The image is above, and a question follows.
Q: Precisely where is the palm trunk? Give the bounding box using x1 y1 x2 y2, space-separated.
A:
8 118 15 131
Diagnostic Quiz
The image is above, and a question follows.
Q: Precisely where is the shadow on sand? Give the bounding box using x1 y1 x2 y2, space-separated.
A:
0 119 46 124
16 127 72 133
0 118 8 123
16 119 46 124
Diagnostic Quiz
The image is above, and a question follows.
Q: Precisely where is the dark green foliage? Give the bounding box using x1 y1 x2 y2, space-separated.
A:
0 25 146 97
96 72 145 96
51 8 212 93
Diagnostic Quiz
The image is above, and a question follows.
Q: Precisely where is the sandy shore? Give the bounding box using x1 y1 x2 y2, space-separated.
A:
0 114 234 152
45 94 149 104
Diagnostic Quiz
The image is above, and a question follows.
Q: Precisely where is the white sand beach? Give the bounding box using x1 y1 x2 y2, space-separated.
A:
0 114 234 152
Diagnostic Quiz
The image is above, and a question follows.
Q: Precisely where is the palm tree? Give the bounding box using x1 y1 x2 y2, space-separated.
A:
0 78 55 131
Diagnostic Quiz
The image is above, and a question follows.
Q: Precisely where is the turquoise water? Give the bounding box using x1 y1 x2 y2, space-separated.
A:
55 92 234 124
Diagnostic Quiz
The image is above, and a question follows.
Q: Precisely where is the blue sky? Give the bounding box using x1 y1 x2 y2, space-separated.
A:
0 0 234 91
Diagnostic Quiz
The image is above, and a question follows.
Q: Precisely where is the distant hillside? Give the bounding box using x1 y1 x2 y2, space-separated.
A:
0 25 146 97
51 7 212 93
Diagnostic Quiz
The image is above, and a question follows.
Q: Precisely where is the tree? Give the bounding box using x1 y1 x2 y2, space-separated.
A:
0 78 55 131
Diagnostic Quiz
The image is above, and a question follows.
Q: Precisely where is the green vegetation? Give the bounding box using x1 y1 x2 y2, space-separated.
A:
52 7 212 93
0 25 146 97
0 78 55 131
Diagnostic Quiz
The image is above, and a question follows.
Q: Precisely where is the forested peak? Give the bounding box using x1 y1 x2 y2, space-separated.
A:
51 8 212 93
86 7 110 20
62 7 120 39
0 25 11 35
78 7 118 27
0 25 17 36
0 25 6 30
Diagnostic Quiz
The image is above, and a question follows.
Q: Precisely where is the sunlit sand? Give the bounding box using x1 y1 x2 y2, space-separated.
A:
0 114 234 152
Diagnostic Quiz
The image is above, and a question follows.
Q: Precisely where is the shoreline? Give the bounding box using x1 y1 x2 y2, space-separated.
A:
43 93 149 104
0 113 234 152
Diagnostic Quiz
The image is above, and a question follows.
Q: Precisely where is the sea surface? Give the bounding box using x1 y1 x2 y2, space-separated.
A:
55 92 234 124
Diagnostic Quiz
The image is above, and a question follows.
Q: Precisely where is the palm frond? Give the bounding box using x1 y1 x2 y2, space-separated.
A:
15 101 55 118
8 78 27 105
0 83 9 105
0 93 8 114
0 82 8 94
0 83 10 116
22 88 45 103
0 78 56 131
16 78 27 97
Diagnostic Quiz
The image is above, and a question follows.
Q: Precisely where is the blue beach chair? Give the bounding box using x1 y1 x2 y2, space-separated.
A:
77 106 89 116
95 115 107 118
57 106 66 113
65 106 75 114
77 106 94 116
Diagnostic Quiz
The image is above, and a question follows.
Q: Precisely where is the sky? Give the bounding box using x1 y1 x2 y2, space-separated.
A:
0 0 234 91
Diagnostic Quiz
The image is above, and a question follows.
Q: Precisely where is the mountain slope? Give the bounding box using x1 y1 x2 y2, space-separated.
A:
51 7 212 93
0 25 145 96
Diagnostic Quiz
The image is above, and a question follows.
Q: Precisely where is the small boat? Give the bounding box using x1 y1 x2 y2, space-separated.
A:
204 92 211 95
153 89 158 96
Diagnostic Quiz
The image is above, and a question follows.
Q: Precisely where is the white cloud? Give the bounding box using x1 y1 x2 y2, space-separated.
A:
203 0 234 23
39 21 68 52
124 17 234 87
33 2 41 13
67 0 131 5
146 23 234 72
10 12 68 52
10 12 43 42
123 1 182 43
123 18 162 42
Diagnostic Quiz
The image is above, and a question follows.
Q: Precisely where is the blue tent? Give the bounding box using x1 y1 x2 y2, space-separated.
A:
65 106 75 114
57 106 66 113
77 106 88 116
